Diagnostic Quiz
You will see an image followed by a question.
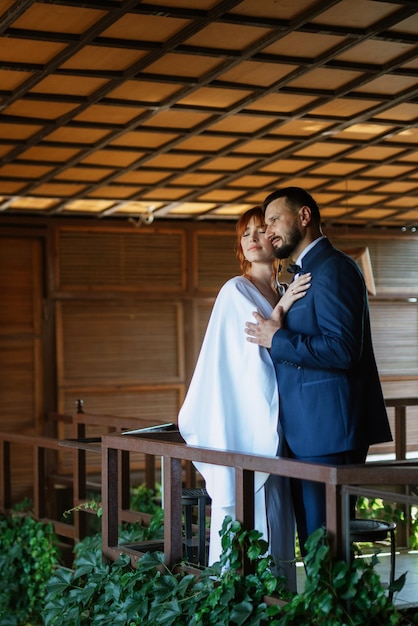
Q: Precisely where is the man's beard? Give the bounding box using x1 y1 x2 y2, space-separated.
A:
272 227 303 260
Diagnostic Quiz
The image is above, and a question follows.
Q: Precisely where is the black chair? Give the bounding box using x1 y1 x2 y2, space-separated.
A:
181 487 211 566
350 519 397 599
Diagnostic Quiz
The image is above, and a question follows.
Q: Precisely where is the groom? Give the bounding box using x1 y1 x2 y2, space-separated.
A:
245 186 392 552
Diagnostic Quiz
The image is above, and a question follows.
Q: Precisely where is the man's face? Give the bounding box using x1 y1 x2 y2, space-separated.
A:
264 196 304 260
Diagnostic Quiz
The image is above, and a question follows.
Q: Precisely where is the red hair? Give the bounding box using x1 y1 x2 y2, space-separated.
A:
236 207 279 280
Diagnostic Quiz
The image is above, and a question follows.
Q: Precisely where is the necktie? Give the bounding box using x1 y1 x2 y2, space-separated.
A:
287 263 302 276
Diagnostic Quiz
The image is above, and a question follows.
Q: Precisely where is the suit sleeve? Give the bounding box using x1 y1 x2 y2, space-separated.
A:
270 254 366 371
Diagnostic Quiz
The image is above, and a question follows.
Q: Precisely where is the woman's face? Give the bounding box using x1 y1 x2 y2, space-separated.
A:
240 217 275 264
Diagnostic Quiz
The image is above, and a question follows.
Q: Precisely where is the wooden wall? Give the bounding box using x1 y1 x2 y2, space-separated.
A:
0 216 417 501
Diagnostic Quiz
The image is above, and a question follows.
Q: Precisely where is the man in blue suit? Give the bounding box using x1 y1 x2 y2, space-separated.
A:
245 187 392 553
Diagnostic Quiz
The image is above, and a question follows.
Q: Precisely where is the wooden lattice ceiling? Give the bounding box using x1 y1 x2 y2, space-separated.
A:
0 0 417 229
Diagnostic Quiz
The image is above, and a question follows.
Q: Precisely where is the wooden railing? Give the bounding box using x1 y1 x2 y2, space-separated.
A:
59 408 164 541
385 397 418 460
101 430 418 574
0 409 163 543
0 396 417 558
0 431 75 539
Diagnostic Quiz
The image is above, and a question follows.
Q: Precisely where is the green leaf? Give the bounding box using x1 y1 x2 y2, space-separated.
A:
71 580 98 606
137 550 165 571
156 599 181 623
389 570 407 594
176 573 196 597
230 599 253 625
73 549 104 579
45 571 74 596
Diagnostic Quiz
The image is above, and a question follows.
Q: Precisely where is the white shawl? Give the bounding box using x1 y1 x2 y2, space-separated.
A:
178 276 279 507
178 276 296 587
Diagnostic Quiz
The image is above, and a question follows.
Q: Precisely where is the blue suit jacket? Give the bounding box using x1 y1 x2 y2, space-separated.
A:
271 238 392 457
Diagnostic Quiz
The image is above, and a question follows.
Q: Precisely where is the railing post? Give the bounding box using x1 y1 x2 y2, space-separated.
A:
73 418 87 541
34 445 47 519
395 405 407 461
145 454 156 491
120 450 130 511
395 404 408 546
235 467 255 575
325 480 343 560
0 440 11 509
342 487 352 565
102 443 119 560
163 455 183 566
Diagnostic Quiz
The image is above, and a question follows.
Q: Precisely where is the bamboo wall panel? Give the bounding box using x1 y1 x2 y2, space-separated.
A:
194 231 237 290
0 239 42 334
57 228 185 291
369 238 418 295
371 301 418 376
0 237 43 433
0 236 43 501
330 234 418 296
189 299 215 373
57 301 184 386
0 340 39 430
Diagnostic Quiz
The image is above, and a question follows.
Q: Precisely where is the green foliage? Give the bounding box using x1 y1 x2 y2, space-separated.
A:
2 493 415 625
63 497 103 520
42 517 411 625
0 505 61 625
357 496 418 552
279 528 406 625
62 484 162 522
118 509 164 545
43 516 288 626
129 484 162 515
410 506 418 551
357 497 405 526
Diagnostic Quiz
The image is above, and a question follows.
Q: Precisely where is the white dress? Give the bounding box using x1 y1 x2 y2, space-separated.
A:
178 276 296 590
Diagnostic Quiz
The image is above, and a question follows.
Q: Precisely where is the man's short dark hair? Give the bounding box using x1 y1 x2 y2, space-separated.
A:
263 187 321 223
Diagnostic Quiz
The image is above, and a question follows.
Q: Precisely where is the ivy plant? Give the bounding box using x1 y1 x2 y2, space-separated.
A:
130 483 162 515
278 527 408 625
43 516 414 626
2 491 415 625
0 505 61 625
43 515 286 626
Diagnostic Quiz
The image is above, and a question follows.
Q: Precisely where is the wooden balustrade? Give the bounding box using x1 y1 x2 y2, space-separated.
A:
100 430 418 574
0 431 75 539
0 396 417 567
385 397 418 461
0 410 163 543
60 409 164 541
